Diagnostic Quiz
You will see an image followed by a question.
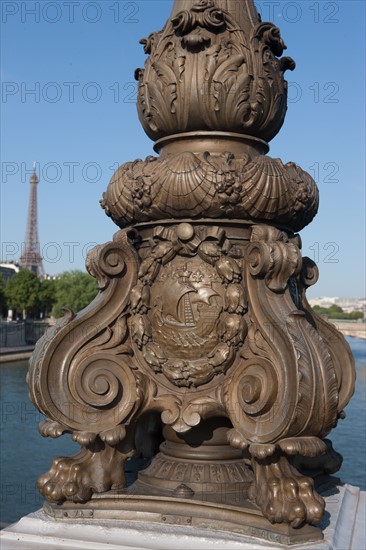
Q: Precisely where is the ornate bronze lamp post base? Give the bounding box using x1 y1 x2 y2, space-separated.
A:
42 417 324 545
28 0 355 544
41 416 334 544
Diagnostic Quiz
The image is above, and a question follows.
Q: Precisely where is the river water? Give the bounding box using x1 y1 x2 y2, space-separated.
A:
0 337 365 525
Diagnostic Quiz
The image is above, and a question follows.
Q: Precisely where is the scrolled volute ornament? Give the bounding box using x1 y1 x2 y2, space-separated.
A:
172 1 226 51
254 22 287 57
85 231 135 289
69 353 137 415
300 255 320 288
28 230 141 435
247 225 302 292
224 357 283 444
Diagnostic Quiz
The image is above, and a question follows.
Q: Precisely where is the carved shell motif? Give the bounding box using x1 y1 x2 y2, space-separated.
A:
135 0 295 143
101 152 318 232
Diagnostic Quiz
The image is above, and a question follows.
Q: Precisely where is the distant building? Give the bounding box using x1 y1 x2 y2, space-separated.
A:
0 262 20 285
309 297 339 309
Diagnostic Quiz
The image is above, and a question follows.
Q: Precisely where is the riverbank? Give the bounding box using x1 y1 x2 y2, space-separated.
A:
0 347 34 363
330 320 366 340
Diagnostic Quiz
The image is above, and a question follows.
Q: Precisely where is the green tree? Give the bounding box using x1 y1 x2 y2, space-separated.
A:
39 278 58 318
312 304 364 321
348 311 364 320
4 270 41 319
51 270 98 318
0 273 7 317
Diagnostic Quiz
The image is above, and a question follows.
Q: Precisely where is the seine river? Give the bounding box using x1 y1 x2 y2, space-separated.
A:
1 337 365 525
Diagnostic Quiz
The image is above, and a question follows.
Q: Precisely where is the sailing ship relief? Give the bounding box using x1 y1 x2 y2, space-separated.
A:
151 258 224 359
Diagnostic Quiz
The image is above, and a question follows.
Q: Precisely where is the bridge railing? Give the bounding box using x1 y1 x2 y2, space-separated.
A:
0 321 51 348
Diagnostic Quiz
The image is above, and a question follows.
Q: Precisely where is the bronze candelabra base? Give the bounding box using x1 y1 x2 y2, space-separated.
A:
26 1 356 540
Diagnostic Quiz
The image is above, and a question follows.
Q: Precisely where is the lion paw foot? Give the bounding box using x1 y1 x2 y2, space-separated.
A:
37 450 96 503
37 443 130 503
256 475 324 527
251 455 325 527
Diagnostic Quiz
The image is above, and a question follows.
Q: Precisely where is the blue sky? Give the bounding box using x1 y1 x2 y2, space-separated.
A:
1 0 365 298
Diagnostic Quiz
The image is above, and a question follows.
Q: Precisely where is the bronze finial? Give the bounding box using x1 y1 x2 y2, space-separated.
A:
135 0 294 143
28 0 355 543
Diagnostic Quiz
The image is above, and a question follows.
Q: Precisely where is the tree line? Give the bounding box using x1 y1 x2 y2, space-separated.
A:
1 270 363 322
312 304 364 321
0 270 98 320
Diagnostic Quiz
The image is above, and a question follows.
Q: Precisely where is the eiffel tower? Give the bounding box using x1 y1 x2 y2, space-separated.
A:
19 165 45 279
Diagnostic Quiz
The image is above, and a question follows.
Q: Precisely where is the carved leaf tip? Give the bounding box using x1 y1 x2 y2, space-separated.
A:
61 306 76 322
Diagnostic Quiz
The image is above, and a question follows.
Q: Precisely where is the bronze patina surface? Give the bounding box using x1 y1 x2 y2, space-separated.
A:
27 0 355 543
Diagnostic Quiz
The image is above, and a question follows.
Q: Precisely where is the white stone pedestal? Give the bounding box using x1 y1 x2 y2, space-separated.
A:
1 484 365 550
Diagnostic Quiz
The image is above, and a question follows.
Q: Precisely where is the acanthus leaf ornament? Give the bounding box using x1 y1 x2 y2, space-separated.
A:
134 0 294 142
